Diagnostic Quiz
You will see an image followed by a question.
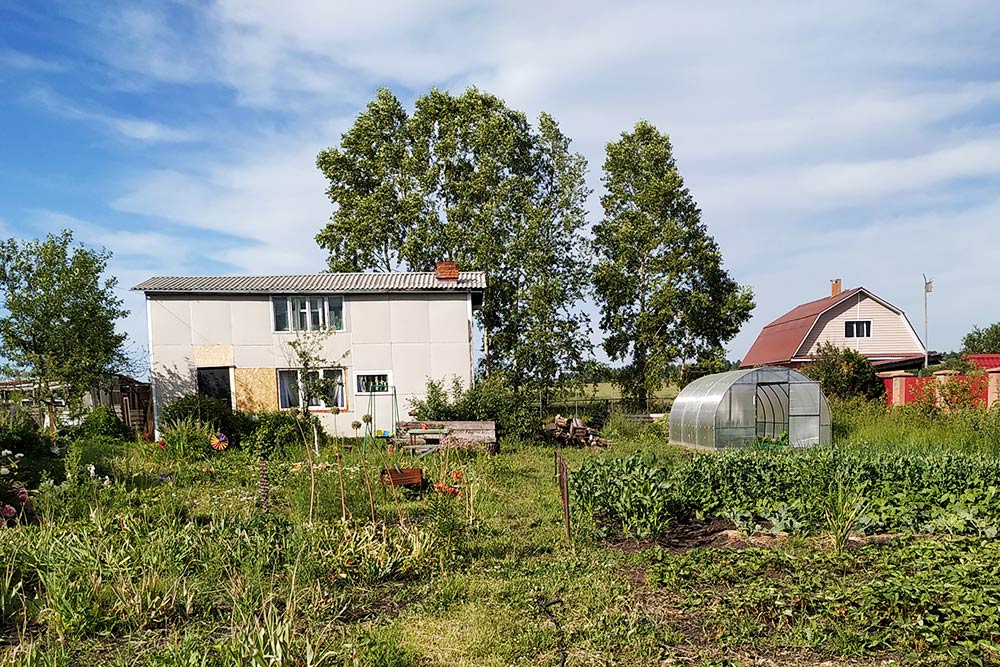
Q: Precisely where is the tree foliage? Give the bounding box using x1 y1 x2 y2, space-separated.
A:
962 322 1000 355
0 230 128 434
803 342 885 401
592 121 754 407
316 88 591 391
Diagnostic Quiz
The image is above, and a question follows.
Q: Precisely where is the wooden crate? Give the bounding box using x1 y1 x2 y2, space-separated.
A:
380 467 423 488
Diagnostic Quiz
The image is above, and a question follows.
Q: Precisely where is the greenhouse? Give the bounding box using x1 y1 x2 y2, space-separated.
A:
668 366 831 449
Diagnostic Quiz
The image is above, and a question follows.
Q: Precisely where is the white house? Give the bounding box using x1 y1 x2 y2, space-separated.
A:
133 263 484 435
741 279 928 371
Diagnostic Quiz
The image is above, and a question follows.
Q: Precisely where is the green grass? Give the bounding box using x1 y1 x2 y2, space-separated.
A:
5 403 1000 666
585 382 678 401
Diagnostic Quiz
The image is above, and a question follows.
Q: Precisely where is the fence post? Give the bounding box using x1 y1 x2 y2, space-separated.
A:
554 450 571 541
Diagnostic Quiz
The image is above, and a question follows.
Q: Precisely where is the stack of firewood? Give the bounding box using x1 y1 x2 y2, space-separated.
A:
543 414 608 447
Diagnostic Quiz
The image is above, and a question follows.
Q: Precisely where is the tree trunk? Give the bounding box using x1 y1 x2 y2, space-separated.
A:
46 400 57 442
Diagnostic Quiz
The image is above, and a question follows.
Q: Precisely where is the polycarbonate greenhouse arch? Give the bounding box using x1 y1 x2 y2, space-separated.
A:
668 366 831 449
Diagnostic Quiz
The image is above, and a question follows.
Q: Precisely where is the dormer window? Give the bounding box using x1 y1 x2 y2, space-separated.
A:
845 320 871 338
272 296 344 332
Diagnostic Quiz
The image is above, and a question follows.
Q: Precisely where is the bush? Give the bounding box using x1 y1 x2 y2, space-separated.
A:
408 373 540 443
803 342 885 401
243 411 323 460
0 411 45 453
161 394 253 444
73 406 134 441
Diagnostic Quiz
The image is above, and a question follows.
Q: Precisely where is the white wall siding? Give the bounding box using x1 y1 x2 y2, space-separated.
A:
796 293 924 358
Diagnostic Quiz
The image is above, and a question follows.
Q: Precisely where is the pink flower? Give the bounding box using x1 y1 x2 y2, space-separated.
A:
16 488 28 502
1 505 15 519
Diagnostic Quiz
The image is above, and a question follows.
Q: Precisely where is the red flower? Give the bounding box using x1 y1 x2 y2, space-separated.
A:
159 440 167 449
450 470 463 481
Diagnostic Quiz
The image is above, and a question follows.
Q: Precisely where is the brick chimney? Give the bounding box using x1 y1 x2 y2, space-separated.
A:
435 261 459 281
830 278 842 298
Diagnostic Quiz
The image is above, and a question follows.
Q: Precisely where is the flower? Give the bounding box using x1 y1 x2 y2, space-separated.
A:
86 464 96 477
1 505 15 519
450 470 463 481
433 481 461 498
1 449 10 456
14 453 22 459
0 468 8 476
143 433 152 441
159 440 167 449
16 487 28 502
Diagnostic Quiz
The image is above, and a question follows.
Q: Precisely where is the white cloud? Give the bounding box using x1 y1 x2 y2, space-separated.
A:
0 48 67 72
24 88 200 143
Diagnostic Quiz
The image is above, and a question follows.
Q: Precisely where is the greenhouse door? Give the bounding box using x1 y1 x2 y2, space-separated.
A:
754 382 789 441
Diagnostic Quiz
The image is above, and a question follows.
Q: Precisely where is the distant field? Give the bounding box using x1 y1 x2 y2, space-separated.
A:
584 382 678 400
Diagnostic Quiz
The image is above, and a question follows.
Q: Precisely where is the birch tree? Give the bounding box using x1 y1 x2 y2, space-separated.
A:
593 121 754 408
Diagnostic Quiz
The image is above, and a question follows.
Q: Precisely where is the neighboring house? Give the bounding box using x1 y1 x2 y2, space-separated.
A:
741 279 930 371
0 374 152 434
132 263 485 436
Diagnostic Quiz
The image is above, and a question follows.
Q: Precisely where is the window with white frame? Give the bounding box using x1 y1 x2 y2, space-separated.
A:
277 368 346 410
356 372 392 394
844 320 872 338
272 296 344 332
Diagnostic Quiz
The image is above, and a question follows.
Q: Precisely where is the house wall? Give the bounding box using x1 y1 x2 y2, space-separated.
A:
148 292 475 434
795 293 924 358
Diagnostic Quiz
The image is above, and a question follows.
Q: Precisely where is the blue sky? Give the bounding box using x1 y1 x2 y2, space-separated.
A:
2 1 1000 367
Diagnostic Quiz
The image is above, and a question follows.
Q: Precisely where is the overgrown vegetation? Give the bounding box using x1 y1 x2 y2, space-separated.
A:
408 374 539 443
6 397 1000 665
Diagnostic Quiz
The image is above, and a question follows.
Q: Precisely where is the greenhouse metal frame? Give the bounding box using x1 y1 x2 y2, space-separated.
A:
668 366 831 449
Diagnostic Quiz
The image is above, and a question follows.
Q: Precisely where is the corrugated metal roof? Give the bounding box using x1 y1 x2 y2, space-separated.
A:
131 272 486 294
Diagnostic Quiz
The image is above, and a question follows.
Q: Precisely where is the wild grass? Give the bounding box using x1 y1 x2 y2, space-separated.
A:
832 397 1000 454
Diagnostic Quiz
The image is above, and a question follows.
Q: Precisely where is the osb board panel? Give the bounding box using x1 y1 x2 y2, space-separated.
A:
193 344 234 367
235 368 278 412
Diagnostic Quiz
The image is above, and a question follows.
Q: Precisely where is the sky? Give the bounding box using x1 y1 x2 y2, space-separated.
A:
2 1 1000 369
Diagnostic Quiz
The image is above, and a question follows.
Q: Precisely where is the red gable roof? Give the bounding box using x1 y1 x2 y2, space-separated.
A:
741 288 863 367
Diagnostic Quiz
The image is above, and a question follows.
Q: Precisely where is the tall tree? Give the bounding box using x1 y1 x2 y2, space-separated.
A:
502 113 592 397
315 89 414 272
593 121 754 408
315 88 592 390
0 230 129 436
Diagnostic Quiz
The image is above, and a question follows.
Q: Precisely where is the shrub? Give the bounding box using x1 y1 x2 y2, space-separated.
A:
804 342 885 401
0 411 45 454
73 406 134 441
160 394 253 444
243 411 323 460
408 373 540 443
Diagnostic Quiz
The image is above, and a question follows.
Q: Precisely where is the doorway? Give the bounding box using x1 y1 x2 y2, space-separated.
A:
754 382 789 441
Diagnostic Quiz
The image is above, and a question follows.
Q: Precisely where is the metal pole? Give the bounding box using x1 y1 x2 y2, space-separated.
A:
923 274 933 369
